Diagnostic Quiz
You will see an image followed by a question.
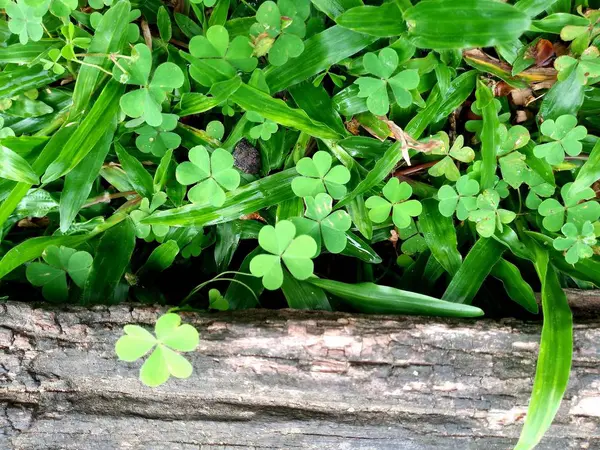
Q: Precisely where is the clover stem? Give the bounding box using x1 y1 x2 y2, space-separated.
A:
565 155 589 161
182 271 258 306
239 0 257 12
71 59 113 76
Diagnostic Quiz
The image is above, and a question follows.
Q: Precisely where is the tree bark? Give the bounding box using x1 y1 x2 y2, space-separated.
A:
1 297 599 450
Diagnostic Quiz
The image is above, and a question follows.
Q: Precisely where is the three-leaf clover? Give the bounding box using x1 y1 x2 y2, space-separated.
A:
354 47 420 116
6 0 44 45
292 193 352 254
397 219 427 256
537 182 600 232
291 151 351 199
88 0 113 10
189 25 257 82
428 134 475 181
250 0 310 66
40 48 65 75
555 47 600 85
497 124 531 189
176 146 241 207
60 23 91 61
135 114 181 157
437 175 480 220
247 111 278 141
115 313 199 387
208 289 229 311
114 43 184 127
553 221 597 265
468 189 516 238
533 115 587 165
26 246 93 302
131 193 170 241
250 220 317 290
365 178 423 229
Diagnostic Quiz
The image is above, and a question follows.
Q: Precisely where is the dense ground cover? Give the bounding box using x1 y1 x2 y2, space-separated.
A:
1 0 599 447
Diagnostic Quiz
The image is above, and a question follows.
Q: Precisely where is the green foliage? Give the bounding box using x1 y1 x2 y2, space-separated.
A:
291 151 351 199
250 220 317 290
115 313 199 387
366 178 422 230
176 146 241 207
0 0 598 441
354 48 420 115
26 246 93 302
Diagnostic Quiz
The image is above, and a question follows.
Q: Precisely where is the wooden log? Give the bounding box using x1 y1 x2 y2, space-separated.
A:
1 299 599 450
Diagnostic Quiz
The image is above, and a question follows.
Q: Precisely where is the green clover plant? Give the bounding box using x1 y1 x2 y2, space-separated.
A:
292 193 352 254
115 313 199 387
537 183 600 232
247 111 278 140
250 0 311 66
437 175 481 220
533 115 587 165
60 23 91 61
354 48 420 116
189 25 257 85
6 0 44 44
208 289 229 311
291 151 351 199
41 48 65 75
553 221 598 265
0 118 16 139
26 245 93 302
428 134 475 181
366 178 423 230
176 146 241 207
50 0 77 17
555 47 600 85
468 189 516 238
250 220 317 290
497 124 531 189
88 0 113 10
114 43 184 127
397 219 427 256
135 113 181 157
131 193 170 241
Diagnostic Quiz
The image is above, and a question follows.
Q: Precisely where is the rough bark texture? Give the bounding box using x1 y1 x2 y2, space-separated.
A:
1 298 599 450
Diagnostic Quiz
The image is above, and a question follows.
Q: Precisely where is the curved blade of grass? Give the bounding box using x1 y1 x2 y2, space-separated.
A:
0 145 39 184
0 39 62 64
138 240 179 275
225 247 264 310
43 80 124 184
59 124 116 232
282 270 332 311
114 142 154 199
265 26 377 92
419 199 462 275
442 237 506 304
0 65 63 99
340 230 382 264
289 81 347 137
336 4 406 37
570 140 600 197
142 168 297 227
310 0 363 20
515 0 559 17
70 0 131 118
308 277 484 317
175 76 242 117
515 235 572 450
82 218 136 305
476 79 500 190
491 259 538 313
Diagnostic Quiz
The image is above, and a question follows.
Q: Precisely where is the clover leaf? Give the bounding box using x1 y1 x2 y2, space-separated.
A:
60 23 91 60
291 193 352 254
525 175 556 210
131 193 170 241
0 117 16 139
291 151 351 199
114 43 184 127
555 47 600 85
246 111 278 141
6 0 44 45
50 0 77 17
135 114 181 157
537 182 600 232
366 178 423 229
115 313 199 387
533 115 587 165
468 189 516 238
553 221 597 265
40 48 65 75
397 219 427 256
250 220 317 290
176 146 241 207
88 0 113 10
250 0 310 66
26 245 93 302
428 134 475 181
354 47 420 116
437 175 480 220
208 288 229 311
189 25 258 77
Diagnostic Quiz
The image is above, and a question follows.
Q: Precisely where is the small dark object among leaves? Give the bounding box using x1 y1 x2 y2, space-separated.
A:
233 139 262 174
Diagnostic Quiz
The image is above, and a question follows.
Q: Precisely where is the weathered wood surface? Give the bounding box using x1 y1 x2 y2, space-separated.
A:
1 297 599 450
